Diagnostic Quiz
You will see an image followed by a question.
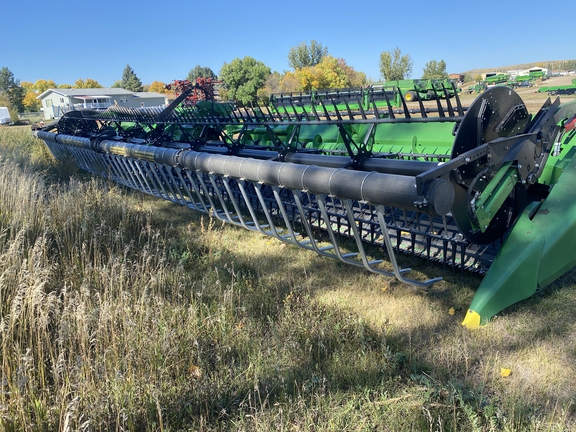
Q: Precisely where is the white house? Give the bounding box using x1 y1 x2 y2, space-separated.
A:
37 88 168 120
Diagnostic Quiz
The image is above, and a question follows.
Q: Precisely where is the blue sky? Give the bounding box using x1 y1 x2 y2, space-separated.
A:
1 0 573 87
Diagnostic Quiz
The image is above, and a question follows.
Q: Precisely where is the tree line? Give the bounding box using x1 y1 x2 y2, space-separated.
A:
1 42 496 115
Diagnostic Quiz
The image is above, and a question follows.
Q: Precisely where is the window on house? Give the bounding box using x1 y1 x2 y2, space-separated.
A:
60 98 64 103
45 99 52 107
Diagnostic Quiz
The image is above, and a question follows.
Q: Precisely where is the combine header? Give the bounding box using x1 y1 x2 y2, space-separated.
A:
34 79 576 328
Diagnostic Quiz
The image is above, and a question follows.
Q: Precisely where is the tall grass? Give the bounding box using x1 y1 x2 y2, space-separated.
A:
0 126 575 431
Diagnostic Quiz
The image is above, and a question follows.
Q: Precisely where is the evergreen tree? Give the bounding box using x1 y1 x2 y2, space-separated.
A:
186 65 217 82
119 65 143 92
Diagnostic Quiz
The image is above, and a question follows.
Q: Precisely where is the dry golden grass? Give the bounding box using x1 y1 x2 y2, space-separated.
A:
1 117 576 431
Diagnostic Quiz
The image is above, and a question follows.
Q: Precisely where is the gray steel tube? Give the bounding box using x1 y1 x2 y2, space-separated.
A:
35 131 92 149
179 150 454 215
34 133 454 215
285 152 440 176
189 145 441 176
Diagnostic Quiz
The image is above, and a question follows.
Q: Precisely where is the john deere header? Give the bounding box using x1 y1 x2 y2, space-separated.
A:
34 78 576 327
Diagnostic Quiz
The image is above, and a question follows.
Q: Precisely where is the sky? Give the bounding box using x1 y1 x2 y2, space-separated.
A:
1 0 574 88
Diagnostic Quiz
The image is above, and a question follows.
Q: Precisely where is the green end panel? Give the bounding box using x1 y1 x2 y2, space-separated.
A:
465 152 576 327
464 204 544 328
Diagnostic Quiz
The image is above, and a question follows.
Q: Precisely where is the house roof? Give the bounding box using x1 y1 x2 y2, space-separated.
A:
37 88 132 99
74 95 113 100
37 88 166 100
132 92 166 99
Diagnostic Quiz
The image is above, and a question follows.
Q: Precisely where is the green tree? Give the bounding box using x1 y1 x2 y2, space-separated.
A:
219 57 271 106
288 40 328 69
422 59 448 79
186 65 217 82
57 83 72 89
0 67 24 112
116 65 143 92
379 48 413 81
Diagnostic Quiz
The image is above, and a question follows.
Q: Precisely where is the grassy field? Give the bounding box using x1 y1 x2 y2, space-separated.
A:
1 118 576 431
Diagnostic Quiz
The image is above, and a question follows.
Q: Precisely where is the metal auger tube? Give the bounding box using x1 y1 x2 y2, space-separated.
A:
36 130 455 216
177 150 454 216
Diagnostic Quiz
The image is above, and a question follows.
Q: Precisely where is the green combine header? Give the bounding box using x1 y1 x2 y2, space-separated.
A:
380 79 460 102
34 79 576 328
538 78 576 96
484 73 509 85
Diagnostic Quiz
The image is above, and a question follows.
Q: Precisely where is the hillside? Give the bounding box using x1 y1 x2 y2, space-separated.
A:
462 59 574 76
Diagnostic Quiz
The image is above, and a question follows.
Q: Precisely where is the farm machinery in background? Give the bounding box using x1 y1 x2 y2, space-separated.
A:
467 76 537 95
380 78 460 102
467 82 488 94
484 73 509 85
165 78 222 106
34 78 576 328
271 78 460 111
538 78 576 96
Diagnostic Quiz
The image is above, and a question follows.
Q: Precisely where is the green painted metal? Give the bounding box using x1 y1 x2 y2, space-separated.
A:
474 162 517 232
485 73 509 84
467 82 487 94
538 84 576 95
463 201 545 327
465 99 576 327
270 86 403 116
466 154 576 325
381 78 459 101
240 120 457 158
